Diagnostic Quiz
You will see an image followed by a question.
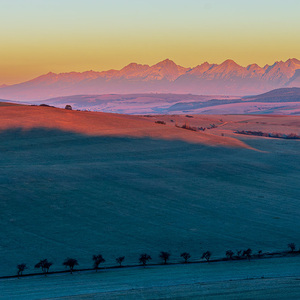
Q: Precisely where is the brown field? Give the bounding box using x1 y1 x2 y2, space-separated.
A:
0 103 255 149
1 103 300 151
143 114 300 138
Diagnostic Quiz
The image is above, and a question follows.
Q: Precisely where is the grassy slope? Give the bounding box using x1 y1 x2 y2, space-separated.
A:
0 129 299 277
0 105 252 149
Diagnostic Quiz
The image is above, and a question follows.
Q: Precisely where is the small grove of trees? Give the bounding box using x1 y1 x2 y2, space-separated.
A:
178 122 197 131
116 256 125 267
17 263 27 278
35 259 53 275
63 258 78 274
159 251 171 264
235 130 300 140
288 243 296 252
226 250 234 260
180 252 191 263
92 254 105 272
242 248 252 261
139 254 152 266
201 251 212 262
65 105 72 110
236 250 242 258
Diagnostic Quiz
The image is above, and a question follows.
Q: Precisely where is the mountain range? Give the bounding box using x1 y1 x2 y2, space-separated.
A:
1 58 300 101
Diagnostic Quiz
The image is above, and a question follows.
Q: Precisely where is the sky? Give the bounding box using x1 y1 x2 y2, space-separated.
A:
1 0 300 84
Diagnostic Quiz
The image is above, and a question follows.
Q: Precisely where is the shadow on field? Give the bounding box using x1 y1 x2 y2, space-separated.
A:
0 128 299 277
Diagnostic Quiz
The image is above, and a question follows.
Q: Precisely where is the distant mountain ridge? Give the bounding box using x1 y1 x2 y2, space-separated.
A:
0 58 300 100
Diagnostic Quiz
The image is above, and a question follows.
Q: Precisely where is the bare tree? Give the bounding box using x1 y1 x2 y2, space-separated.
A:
159 251 171 264
180 252 191 263
35 259 53 275
226 250 234 260
63 258 78 274
201 251 212 262
116 256 125 267
242 248 252 261
139 254 152 266
17 263 27 278
236 250 242 258
288 243 296 252
92 254 105 272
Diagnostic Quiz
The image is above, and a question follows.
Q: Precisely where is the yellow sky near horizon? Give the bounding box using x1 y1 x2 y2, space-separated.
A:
1 0 300 85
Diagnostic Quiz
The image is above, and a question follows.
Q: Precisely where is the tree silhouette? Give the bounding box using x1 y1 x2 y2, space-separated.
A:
159 251 171 264
92 254 105 272
139 253 152 266
65 105 72 110
180 252 191 263
242 248 252 260
201 251 212 262
288 243 296 252
116 256 125 267
17 263 27 278
258 250 263 258
63 258 78 274
236 250 242 258
226 250 234 260
35 259 53 275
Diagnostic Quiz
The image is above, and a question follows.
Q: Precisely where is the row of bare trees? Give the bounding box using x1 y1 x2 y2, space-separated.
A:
17 255 124 277
226 249 252 261
16 251 201 277
16 243 298 277
16 252 195 277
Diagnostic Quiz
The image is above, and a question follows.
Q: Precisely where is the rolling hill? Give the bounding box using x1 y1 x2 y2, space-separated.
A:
17 87 300 115
0 103 250 148
0 104 299 277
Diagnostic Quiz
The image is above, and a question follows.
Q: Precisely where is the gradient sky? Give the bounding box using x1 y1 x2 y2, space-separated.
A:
1 0 300 84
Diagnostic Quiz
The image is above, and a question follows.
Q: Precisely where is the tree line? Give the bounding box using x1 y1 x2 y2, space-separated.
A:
15 243 299 278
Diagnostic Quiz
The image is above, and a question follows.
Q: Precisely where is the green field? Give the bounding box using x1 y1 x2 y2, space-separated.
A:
0 129 299 276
